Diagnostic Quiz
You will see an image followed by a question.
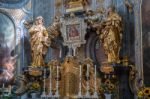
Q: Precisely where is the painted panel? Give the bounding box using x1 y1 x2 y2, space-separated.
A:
0 11 16 84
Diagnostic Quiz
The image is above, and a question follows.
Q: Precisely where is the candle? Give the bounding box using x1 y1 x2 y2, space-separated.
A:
48 66 53 97
95 65 97 90
68 47 71 56
78 65 82 97
79 65 82 93
55 66 59 97
9 85 12 94
92 65 98 98
80 65 82 78
2 83 4 88
57 66 59 81
49 66 52 95
85 64 90 97
86 64 90 77
41 68 46 97
43 68 46 94
73 47 76 56
59 49 62 58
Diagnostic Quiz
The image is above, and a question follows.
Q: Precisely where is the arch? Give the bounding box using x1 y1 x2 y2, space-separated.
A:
50 37 67 62
85 32 101 65
0 10 17 49
0 10 17 84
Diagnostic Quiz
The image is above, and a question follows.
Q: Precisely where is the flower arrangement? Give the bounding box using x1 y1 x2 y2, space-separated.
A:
101 79 117 94
29 82 41 91
138 87 150 99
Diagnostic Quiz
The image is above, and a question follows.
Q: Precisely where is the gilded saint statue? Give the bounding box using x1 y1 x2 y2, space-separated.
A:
29 16 50 66
97 6 123 63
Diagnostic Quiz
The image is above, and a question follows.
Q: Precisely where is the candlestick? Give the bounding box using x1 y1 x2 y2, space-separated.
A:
77 65 82 98
54 66 59 97
2 83 5 97
85 64 90 98
59 49 62 58
92 65 99 98
86 64 89 77
94 65 97 91
68 46 72 56
9 85 12 95
73 47 76 56
41 68 46 98
47 66 53 97
2 83 4 88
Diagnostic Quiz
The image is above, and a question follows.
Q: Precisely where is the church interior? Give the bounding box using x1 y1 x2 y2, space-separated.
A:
0 0 150 99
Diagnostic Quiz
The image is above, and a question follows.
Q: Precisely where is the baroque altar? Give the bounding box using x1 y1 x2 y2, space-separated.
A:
14 1 131 98
0 0 149 99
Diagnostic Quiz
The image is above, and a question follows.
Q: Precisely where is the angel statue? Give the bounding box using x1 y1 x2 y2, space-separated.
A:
26 16 50 67
96 6 123 63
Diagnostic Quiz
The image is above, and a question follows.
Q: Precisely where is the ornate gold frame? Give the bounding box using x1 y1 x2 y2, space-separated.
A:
61 15 86 48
